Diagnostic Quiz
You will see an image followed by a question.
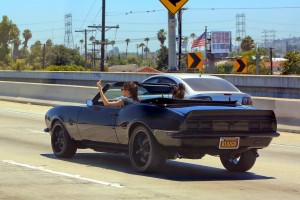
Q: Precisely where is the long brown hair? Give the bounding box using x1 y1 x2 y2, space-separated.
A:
123 82 140 102
172 83 185 99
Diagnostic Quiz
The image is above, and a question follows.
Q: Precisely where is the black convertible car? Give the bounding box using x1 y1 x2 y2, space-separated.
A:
44 82 279 173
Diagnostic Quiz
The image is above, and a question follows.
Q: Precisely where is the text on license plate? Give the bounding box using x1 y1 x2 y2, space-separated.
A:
219 137 240 149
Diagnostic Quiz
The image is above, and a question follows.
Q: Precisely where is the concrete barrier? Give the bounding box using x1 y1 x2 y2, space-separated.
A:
1 81 299 126
0 81 97 103
1 71 300 99
253 97 300 125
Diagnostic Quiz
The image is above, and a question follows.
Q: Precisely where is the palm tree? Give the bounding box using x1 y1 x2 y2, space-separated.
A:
110 40 115 54
190 33 196 40
125 38 130 58
183 37 189 52
12 39 21 61
144 37 149 59
241 36 255 52
190 33 196 51
105 39 110 53
157 29 167 47
144 47 150 58
236 36 242 53
79 39 84 54
139 43 145 60
22 29 32 49
89 36 95 42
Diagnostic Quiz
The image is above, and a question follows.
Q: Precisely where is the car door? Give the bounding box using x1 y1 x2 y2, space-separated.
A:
77 105 119 143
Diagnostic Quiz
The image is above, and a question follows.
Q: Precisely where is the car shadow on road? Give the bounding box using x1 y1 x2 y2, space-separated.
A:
41 152 275 182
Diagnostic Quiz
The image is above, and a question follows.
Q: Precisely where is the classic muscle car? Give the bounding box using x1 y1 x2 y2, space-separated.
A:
44 82 279 173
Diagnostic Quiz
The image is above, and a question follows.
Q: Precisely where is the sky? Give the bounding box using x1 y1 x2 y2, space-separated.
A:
1 0 300 53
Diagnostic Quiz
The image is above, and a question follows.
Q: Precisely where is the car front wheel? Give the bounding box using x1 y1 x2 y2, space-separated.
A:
129 126 166 173
220 149 257 172
51 121 77 158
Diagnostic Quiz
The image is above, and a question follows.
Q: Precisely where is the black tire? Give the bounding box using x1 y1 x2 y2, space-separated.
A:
51 121 77 158
129 126 166 173
220 149 257 172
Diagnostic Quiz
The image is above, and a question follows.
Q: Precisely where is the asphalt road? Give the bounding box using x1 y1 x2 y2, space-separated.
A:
0 101 299 200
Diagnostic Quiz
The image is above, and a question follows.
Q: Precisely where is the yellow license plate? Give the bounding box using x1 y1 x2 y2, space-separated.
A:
219 137 240 149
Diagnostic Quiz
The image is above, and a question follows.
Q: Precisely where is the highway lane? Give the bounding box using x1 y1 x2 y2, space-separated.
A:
0 101 299 200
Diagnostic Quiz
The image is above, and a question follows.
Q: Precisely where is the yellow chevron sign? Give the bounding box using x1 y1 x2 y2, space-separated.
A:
188 52 203 69
234 58 248 73
160 0 189 15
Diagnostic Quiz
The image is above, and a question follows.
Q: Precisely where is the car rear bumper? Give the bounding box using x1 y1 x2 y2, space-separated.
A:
153 130 279 148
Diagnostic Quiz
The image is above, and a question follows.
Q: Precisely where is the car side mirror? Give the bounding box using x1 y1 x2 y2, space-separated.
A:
86 99 93 107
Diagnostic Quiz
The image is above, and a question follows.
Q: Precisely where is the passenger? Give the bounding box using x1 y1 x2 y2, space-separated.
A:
172 83 185 99
97 80 140 107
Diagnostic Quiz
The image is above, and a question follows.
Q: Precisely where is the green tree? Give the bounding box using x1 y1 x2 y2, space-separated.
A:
241 36 255 52
126 55 142 66
281 51 300 75
217 62 234 74
51 45 84 66
22 29 32 49
156 46 168 71
0 16 20 66
27 41 43 69
157 29 167 47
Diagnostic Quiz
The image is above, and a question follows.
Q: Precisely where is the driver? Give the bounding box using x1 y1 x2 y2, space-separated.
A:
97 80 140 107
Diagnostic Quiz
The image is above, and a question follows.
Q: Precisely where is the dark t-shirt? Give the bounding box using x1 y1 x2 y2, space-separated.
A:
120 97 139 106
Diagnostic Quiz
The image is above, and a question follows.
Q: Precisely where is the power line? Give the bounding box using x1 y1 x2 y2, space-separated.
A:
106 9 165 16
189 6 300 10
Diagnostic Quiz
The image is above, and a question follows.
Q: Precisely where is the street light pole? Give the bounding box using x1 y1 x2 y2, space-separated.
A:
42 44 45 69
269 47 274 75
255 45 259 75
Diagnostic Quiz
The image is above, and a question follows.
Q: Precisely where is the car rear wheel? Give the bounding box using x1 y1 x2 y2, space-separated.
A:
220 149 257 172
129 126 166 173
51 121 77 158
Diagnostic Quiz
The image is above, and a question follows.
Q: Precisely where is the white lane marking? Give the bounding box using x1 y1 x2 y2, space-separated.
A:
25 129 48 134
271 143 300 149
2 160 124 188
0 109 43 116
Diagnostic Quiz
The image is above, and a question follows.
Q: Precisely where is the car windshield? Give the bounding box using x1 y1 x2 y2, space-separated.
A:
183 78 240 92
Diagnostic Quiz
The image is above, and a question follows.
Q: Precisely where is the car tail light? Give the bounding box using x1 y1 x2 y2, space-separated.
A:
242 97 253 105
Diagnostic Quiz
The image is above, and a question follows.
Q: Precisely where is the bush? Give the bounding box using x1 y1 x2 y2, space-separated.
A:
44 65 86 71
11 59 27 71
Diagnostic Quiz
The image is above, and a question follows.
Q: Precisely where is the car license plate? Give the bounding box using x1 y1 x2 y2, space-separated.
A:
219 137 240 149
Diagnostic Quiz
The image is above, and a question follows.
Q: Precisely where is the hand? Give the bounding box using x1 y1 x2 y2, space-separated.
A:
97 80 103 89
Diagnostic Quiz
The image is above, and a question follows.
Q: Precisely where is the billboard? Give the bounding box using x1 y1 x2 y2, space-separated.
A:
211 31 231 54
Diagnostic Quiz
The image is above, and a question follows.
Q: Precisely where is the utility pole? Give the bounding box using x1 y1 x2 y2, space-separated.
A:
255 45 260 75
101 0 105 72
177 9 182 70
205 26 208 70
269 47 274 75
168 12 177 71
75 29 96 69
88 0 119 71
42 44 46 69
